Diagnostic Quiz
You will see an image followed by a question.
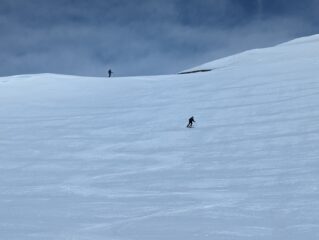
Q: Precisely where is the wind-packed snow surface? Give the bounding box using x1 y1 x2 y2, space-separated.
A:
1 35 319 240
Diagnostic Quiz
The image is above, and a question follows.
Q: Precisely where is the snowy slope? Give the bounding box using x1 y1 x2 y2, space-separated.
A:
1 35 319 240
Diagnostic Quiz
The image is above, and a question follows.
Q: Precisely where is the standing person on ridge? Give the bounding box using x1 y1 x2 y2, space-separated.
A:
187 116 196 128
108 69 113 78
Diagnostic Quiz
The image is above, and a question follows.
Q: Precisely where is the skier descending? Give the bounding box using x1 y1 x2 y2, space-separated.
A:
108 69 113 78
187 116 196 128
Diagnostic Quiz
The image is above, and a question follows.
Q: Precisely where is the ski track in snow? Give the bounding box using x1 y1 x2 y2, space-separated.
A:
1 35 319 239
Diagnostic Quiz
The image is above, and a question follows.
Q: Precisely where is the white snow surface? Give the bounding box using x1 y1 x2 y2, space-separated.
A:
1 35 319 240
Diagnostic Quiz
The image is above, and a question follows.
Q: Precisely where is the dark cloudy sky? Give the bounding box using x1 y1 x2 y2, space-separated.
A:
1 0 319 77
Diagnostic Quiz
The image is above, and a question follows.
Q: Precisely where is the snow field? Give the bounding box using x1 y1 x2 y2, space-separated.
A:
1 35 319 239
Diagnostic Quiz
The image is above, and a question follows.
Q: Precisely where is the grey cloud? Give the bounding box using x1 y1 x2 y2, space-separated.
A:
1 0 319 77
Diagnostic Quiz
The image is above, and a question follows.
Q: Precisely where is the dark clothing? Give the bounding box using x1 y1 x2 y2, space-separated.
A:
187 116 195 128
108 69 113 77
